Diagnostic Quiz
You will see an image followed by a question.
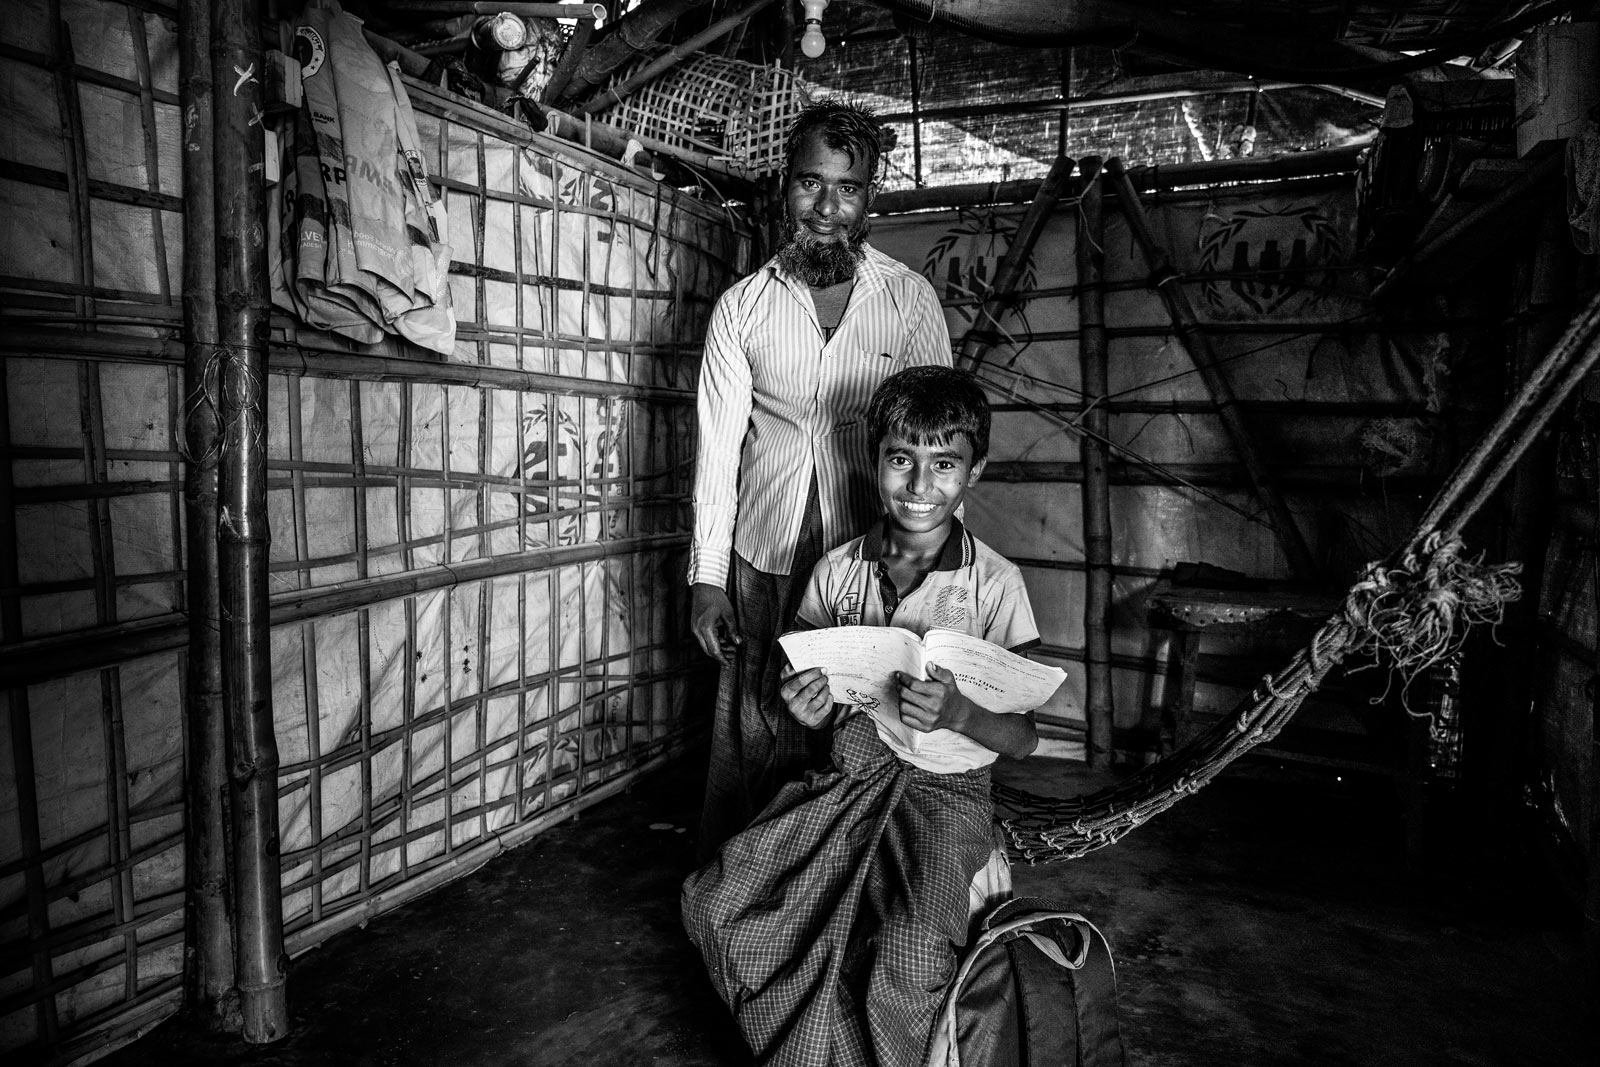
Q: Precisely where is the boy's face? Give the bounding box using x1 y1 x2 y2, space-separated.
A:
876 430 986 538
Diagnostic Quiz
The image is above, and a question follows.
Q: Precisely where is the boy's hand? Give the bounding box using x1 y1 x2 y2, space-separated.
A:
780 666 835 728
690 583 741 666
896 664 972 734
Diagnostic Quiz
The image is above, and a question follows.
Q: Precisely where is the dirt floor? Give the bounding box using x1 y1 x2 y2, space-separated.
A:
107 751 1595 1067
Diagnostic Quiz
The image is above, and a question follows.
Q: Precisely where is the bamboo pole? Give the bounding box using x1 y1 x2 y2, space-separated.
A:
870 144 1364 216
1419 291 1600 543
906 30 923 186
1074 156 1115 770
211 0 286 1042
538 16 594 102
576 0 776 116
0 401 58 1049
1103 156 1319 583
955 154 1074 371
773 0 794 70
179 0 237 1027
384 1 606 17
1368 150 1563 300
871 81 1385 125
1475 193 1572 883
981 462 1437 492
0 531 693 690
542 106 746 185
361 27 439 81
555 0 710 106
281 743 686 956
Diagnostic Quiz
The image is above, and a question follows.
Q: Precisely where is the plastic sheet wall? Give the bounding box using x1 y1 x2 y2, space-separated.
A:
871 181 1465 748
0 1 748 1059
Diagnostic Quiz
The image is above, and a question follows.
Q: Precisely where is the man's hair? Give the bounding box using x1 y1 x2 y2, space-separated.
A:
868 366 990 463
784 100 883 184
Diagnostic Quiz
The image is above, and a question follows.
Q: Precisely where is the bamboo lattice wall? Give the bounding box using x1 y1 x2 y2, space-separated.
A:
0 1 749 1061
868 181 1497 753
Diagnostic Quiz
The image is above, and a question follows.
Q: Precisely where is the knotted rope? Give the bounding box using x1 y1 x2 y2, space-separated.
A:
994 287 1600 864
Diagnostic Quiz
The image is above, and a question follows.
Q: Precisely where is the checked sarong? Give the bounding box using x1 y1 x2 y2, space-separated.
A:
683 713 994 1067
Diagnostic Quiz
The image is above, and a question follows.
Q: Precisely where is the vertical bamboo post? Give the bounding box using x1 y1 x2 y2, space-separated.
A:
1479 193 1574 889
538 18 595 104
906 31 923 186
1102 156 1319 584
212 0 287 1042
956 154 1074 372
774 0 795 69
1075 156 1115 769
179 0 237 1026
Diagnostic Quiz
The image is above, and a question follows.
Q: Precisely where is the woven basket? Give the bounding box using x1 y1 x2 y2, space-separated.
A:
601 51 810 177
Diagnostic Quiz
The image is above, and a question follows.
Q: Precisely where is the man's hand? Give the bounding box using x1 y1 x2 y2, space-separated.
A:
896 664 972 734
691 583 741 666
779 666 835 728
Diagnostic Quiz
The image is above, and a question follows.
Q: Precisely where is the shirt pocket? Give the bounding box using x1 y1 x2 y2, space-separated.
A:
846 313 912 367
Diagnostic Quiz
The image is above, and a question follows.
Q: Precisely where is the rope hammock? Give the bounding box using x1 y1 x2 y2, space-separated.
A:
995 288 1600 864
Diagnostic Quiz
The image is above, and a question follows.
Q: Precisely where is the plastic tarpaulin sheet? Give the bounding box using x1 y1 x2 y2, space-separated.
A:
871 184 1438 737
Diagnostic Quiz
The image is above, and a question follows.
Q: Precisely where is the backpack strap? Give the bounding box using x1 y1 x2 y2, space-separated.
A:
1058 919 1125 1067
924 909 1125 1067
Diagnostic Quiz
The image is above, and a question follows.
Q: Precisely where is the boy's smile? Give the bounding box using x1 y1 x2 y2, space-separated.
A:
876 431 986 541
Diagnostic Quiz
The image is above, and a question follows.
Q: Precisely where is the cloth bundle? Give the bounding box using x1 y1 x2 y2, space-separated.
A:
271 0 455 355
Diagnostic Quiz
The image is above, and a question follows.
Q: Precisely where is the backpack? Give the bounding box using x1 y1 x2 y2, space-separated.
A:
925 897 1127 1067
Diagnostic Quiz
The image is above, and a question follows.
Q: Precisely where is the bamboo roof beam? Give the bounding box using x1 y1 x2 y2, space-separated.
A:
554 0 713 107
871 80 1384 125
576 0 776 116
872 144 1365 216
383 2 606 17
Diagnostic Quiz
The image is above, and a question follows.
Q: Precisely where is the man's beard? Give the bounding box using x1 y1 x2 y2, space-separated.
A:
775 211 869 287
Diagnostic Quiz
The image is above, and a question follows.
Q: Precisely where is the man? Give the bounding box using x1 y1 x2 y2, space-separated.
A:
690 100 954 855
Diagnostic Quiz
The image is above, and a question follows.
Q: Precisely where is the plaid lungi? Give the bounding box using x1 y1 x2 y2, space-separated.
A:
683 713 995 1067
698 478 831 859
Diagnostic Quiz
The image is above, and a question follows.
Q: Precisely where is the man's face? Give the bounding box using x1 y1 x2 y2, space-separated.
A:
777 130 873 286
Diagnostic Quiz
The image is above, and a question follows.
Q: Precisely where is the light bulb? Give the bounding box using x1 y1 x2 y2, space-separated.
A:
799 0 829 59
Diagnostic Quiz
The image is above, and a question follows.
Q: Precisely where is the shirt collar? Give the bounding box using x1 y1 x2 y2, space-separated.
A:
858 516 970 571
764 241 888 305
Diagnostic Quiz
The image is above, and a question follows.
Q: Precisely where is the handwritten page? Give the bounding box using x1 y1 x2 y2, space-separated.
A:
920 629 1066 715
778 627 1069 753
777 627 925 750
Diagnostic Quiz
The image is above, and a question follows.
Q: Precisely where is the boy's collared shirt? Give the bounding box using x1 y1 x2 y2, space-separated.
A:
795 518 1041 773
689 243 953 590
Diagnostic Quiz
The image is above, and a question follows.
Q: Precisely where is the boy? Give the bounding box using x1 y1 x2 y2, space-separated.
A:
682 366 1046 1067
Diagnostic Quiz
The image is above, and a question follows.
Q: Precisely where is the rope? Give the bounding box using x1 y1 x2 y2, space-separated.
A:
995 286 1600 864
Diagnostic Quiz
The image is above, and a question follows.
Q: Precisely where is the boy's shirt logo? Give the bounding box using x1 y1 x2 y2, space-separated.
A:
933 586 970 630
835 590 861 627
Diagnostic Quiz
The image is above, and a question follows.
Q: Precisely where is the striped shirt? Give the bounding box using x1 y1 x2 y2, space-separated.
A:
690 243 954 588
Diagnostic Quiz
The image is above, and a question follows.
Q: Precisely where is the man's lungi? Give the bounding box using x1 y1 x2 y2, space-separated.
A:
697 481 830 858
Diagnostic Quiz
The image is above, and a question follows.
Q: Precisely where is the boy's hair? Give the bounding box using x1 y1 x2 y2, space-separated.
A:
784 100 883 185
868 366 990 462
